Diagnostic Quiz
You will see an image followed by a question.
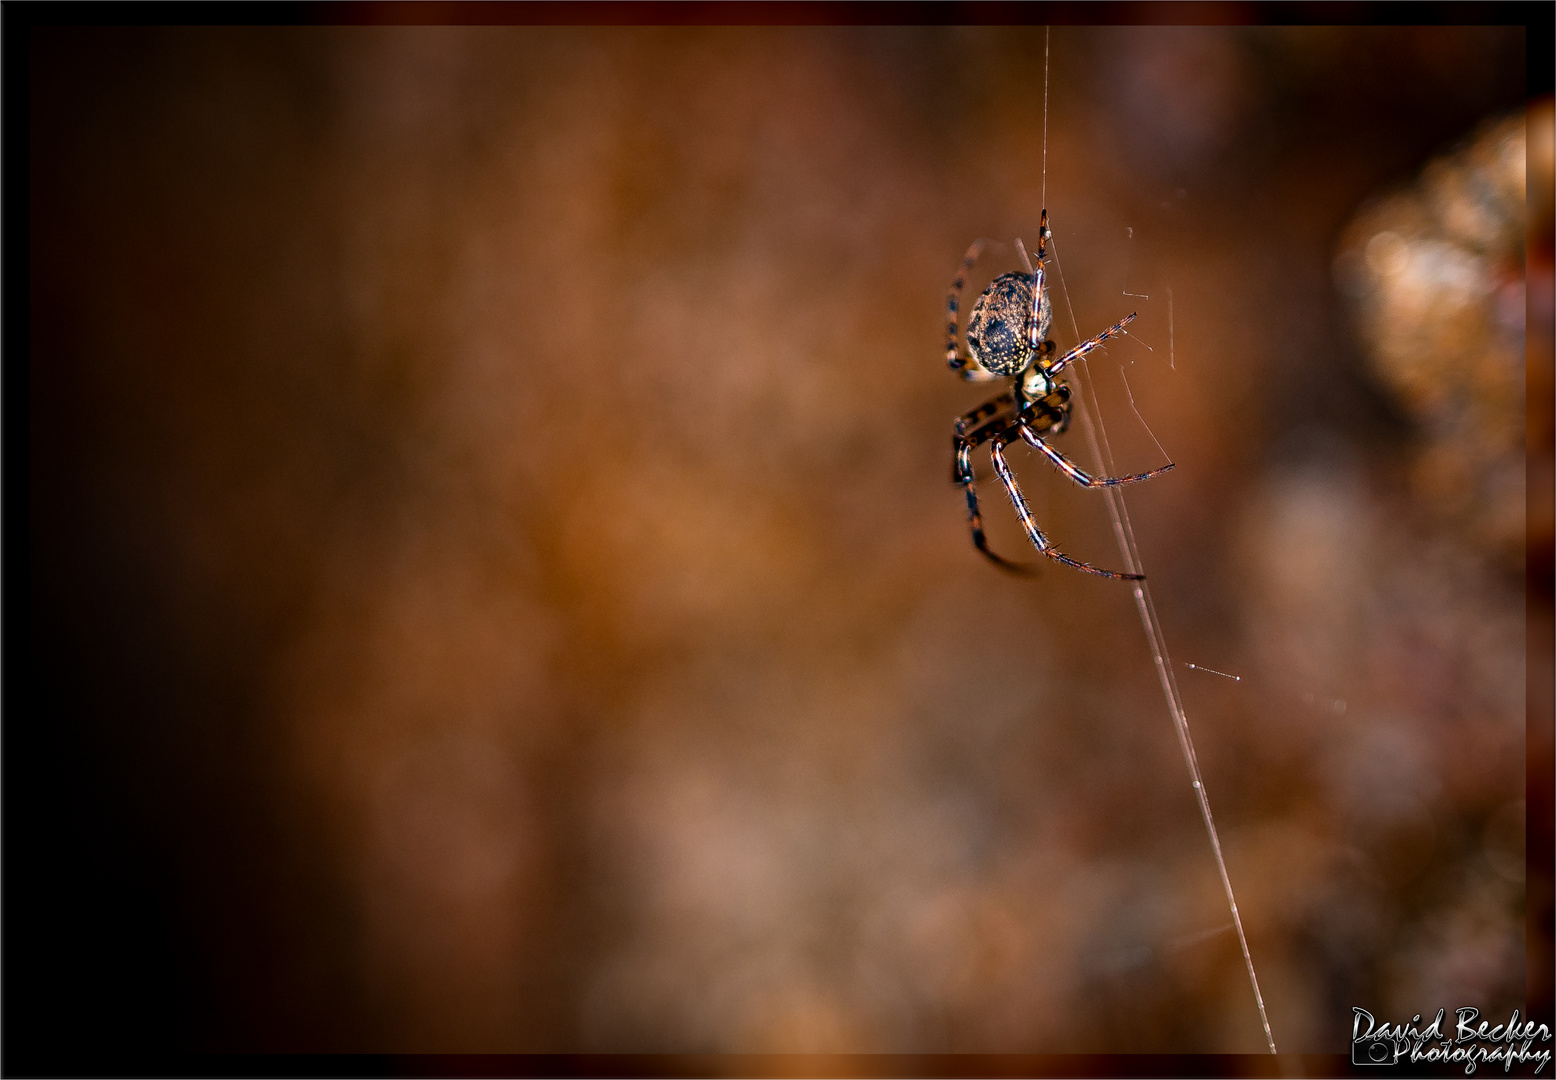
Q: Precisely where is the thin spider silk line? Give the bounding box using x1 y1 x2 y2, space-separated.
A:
1041 27 1051 212
1118 367 1173 465
1047 235 1278 1055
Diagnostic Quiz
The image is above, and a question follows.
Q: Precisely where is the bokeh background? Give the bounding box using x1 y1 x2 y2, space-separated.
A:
22 21 1550 1062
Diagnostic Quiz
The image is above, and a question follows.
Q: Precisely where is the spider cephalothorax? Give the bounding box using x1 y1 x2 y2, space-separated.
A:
945 210 1173 580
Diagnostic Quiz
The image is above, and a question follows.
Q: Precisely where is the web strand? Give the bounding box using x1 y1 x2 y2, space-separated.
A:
1047 236 1278 1055
1041 26 1050 212
1118 367 1172 464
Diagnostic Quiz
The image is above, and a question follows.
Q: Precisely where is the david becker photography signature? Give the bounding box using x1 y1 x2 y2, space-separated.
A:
1353 1007 1553 1074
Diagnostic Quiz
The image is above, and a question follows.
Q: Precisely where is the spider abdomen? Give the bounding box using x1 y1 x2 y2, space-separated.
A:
966 272 1052 376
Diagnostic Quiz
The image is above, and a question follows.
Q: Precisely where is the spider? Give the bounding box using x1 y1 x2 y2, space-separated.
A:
946 211 1173 580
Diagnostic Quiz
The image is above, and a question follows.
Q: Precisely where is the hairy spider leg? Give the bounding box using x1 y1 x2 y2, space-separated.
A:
954 434 1038 574
953 387 1064 482
1019 383 1069 433
945 240 1001 382
1019 425 1175 488
1012 236 1048 356
945 240 984 372
1024 210 1052 353
954 403 1048 573
1046 312 1138 377
953 391 1015 437
988 437 1145 581
1027 268 1046 353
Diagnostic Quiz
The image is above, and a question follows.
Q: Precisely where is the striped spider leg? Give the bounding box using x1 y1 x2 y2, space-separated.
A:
945 239 1002 382
952 393 1037 573
953 388 1163 580
945 213 1174 579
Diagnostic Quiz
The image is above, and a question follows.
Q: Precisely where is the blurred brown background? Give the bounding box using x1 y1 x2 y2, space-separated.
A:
22 21 1547 1061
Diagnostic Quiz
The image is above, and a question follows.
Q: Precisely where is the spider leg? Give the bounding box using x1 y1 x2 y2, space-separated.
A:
1018 425 1175 488
1029 271 1045 352
1013 236 1046 354
953 391 1015 437
988 437 1145 581
946 241 1001 382
1026 211 1051 352
946 240 984 373
1047 312 1137 377
953 418 1039 575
